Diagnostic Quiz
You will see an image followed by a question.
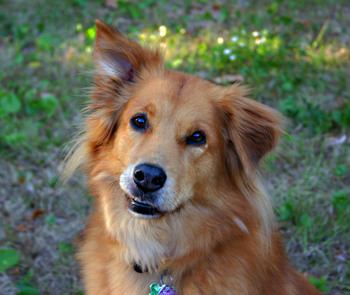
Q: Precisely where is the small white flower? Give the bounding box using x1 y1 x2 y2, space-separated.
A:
223 49 231 55
252 31 259 37
159 25 167 37
231 36 239 42
217 37 224 44
229 55 236 61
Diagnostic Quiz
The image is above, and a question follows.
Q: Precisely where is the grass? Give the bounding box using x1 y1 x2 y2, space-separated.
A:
0 0 349 294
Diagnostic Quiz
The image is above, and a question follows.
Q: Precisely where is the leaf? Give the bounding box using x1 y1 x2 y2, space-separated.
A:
85 27 96 40
36 34 57 51
0 91 22 116
279 15 293 25
308 276 330 292
279 95 299 117
59 242 73 254
282 82 293 91
279 202 294 221
332 190 349 213
219 7 230 22
334 164 347 177
45 215 56 226
300 214 312 228
264 154 276 170
73 0 87 7
38 94 58 116
0 249 20 271
268 2 278 14
31 209 45 220
22 269 34 283
129 6 142 19
3 133 27 145
16 286 40 295
331 110 342 124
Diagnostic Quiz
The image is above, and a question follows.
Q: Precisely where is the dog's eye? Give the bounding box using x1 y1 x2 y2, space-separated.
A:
130 114 148 131
186 130 206 146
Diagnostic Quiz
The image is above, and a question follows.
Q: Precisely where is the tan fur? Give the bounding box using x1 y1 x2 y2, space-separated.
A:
63 20 322 295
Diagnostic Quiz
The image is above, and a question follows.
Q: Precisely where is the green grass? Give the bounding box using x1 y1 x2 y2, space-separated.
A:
0 0 349 294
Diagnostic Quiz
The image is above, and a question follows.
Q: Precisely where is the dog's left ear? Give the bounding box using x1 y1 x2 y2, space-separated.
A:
219 88 284 176
94 19 163 82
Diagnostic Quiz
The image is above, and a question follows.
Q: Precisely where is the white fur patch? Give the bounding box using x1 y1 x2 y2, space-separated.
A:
234 217 249 234
119 165 134 192
98 60 122 78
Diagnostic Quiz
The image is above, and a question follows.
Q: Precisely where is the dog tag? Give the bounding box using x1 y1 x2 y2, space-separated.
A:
149 283 177 295
149 272 177 295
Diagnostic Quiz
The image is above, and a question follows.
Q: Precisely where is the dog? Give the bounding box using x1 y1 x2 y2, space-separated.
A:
63 20 322 295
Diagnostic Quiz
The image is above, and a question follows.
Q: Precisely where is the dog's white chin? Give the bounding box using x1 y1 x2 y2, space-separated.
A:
127 207 162 219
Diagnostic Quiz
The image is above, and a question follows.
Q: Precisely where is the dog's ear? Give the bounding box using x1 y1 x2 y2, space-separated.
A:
219 87 284 176
94 19 163 81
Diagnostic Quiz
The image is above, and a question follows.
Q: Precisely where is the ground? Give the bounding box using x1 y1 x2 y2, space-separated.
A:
0 0 349 294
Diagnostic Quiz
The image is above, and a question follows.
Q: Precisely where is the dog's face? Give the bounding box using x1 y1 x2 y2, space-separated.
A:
116 74 224 219
71 21 283 265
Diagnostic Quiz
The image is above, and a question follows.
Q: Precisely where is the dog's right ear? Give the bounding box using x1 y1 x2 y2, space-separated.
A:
218 86 284 177
94 20 163 82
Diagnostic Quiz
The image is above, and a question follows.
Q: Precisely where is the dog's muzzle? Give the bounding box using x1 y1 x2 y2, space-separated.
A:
125 163 167 218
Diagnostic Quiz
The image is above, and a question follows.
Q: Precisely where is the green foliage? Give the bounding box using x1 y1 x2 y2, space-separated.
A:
0 81 59 149
308 276 330 293
279 96 350 134
0 91 22 116
16 283 40 295
335 164 348 177
299 213 312 228
0 249 19 272
59 243 74 255
45 215 57 226
3 133 27 146
332 190 349 214
279 201 295 222
85 27 96 41
117 0 158 20
16 269 40 294
264 154 276 171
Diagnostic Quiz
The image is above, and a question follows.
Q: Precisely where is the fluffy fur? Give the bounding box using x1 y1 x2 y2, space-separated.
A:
63 20 322 295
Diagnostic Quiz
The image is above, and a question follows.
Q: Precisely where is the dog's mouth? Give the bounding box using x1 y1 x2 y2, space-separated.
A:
126 195 162 218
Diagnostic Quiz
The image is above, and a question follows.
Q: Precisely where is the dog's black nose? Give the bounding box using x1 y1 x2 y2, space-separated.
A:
133 164 167 193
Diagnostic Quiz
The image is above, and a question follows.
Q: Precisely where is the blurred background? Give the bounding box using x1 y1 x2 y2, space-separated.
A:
0 0 349 294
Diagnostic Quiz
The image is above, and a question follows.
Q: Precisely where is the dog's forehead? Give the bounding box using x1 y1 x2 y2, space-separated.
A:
128 71 218 123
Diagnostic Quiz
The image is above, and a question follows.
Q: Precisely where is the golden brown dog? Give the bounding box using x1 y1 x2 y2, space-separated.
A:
64 20 322 295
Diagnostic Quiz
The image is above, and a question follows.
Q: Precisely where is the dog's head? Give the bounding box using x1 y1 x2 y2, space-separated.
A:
64 20 283 267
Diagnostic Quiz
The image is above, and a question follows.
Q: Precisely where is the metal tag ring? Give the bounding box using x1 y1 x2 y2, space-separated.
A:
160 272 173 286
